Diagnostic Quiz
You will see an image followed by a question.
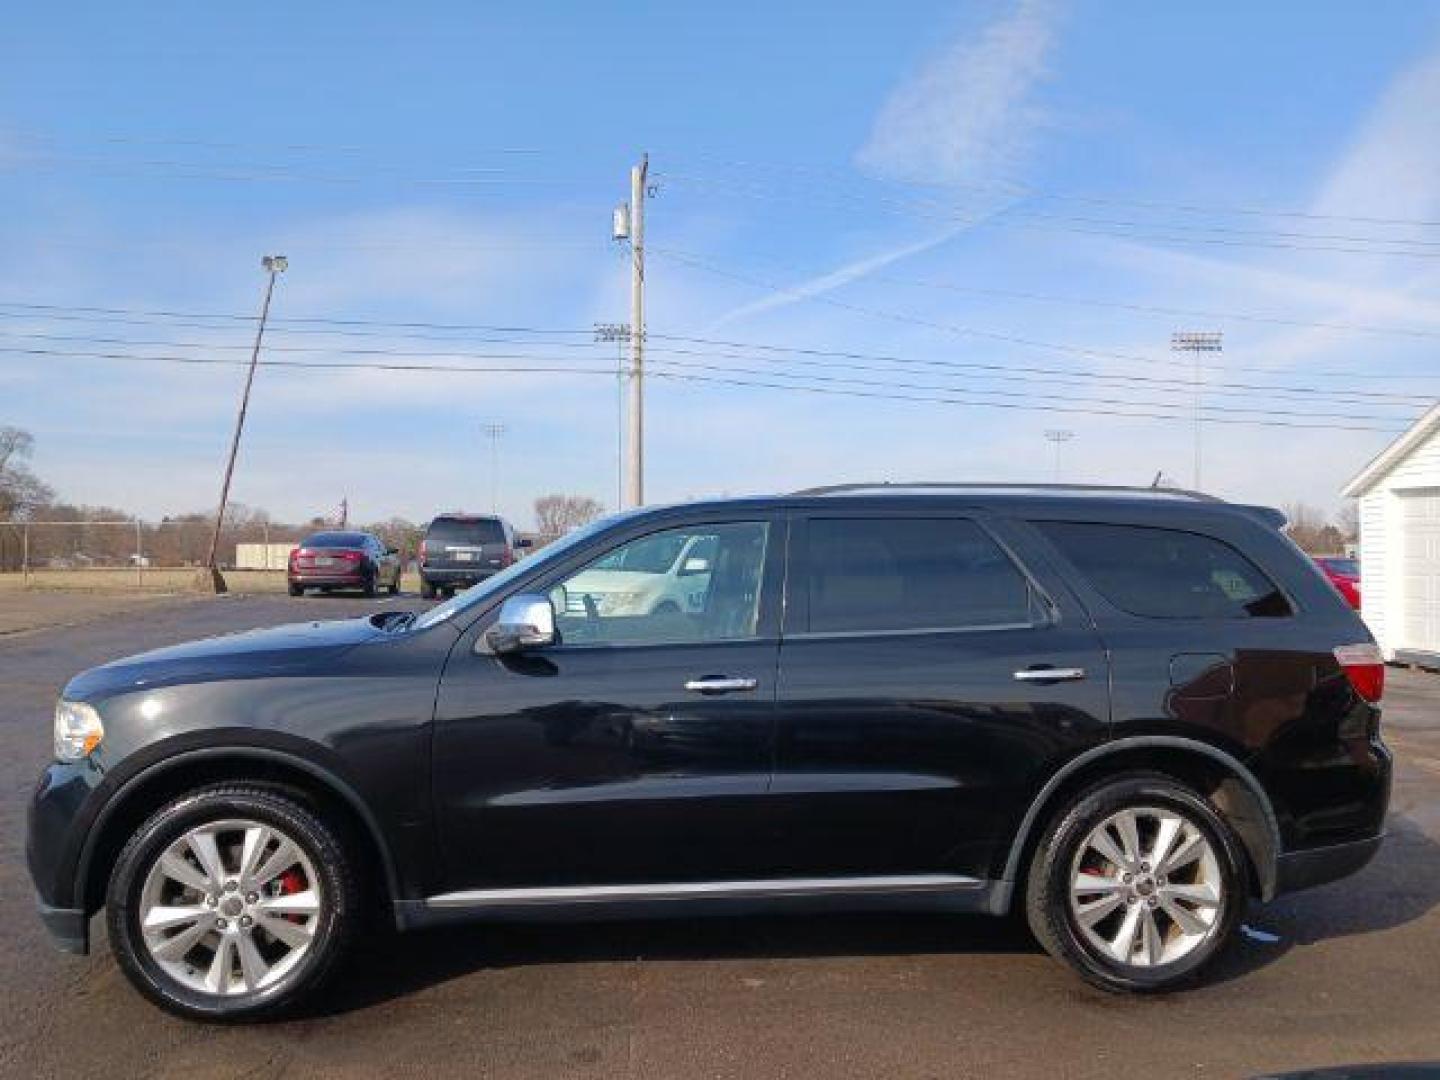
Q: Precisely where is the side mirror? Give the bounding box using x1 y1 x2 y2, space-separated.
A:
485 593 557 654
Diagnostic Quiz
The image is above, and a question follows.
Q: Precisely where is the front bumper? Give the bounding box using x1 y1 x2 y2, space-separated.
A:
1275 833 1384 895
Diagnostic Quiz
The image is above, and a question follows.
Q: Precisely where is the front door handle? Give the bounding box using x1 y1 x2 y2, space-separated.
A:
1013 666 1087 683
684 676 758 695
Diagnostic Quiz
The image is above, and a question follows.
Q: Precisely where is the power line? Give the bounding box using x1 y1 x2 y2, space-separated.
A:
6 344 1411 433
4 327 1427 408
660 173 1440 259
667 153 1440 229
648 247 1440 382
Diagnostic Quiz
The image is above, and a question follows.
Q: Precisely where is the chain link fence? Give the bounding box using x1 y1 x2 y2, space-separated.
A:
0 519 309 590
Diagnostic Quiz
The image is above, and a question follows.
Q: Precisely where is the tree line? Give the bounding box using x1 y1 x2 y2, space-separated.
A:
0 426 608 571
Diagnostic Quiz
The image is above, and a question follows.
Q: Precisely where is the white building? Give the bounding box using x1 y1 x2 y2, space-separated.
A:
1342 402 1440 664
234 542 298 570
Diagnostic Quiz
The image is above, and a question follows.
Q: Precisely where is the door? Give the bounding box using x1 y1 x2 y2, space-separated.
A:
769 513 1111 882
1401 491 1440 655
432 516 785 890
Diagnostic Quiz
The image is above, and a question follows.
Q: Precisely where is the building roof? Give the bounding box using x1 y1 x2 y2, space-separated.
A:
1342 402 1440 498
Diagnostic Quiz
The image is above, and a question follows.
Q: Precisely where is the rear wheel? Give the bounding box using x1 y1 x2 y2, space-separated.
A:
361 569 378 598
1024 772 1247 993
420 579 437 600
105 785 358 1020
287 583 303 597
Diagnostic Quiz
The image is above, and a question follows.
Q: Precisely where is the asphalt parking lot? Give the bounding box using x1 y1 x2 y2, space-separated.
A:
2 593 1438 1079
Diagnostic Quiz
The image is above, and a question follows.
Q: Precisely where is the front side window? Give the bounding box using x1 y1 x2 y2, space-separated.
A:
553 522 769 646
1037 521 1292 619
805 517 1034 634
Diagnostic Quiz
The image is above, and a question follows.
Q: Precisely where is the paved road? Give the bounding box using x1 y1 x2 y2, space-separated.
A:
2 595 1438 1079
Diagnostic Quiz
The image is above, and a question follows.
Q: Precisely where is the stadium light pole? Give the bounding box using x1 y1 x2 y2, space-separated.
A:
1170 330 1223 491
204 254 287 592
1044 429 1075 482
481 421 507 513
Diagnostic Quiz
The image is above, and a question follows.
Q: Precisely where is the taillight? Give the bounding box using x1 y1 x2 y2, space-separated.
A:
289 548 302 566
419 540 428 565
499 548 514 568
1334 643 1385 704
339 550 363 562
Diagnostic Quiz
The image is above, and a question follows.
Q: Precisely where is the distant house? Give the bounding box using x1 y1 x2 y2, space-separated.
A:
1342 402 1440 663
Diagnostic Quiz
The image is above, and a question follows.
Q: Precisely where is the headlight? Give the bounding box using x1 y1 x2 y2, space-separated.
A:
54 700 104 762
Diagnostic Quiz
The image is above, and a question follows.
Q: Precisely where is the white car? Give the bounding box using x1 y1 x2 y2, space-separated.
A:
558 532 714 617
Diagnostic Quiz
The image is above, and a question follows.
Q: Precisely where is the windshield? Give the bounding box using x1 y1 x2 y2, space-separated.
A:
412 513 629 630
586 532 686 575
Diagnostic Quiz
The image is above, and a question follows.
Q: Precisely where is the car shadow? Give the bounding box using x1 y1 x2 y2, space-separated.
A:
296 813 1440 1019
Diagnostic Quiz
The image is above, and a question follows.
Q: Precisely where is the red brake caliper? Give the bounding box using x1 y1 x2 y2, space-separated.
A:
277 868 306 923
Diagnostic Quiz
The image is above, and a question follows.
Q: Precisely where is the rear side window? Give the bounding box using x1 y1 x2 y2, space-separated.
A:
426 518 506 546
1037 522 1291 619
805 518 1034 633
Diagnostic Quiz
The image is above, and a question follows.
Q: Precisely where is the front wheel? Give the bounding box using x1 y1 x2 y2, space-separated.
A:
105 785 359 1020
1024 772 1247 993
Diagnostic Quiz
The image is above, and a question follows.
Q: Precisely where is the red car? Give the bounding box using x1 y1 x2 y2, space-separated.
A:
1314 555 1360 610
287 530 402 597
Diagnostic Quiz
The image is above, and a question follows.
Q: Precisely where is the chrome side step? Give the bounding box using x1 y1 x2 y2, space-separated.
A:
425 874 982 910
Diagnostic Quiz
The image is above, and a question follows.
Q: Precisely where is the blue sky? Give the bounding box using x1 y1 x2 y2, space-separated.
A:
3 1 1440 527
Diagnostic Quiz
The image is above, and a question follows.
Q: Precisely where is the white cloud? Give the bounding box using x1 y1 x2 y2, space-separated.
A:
856 0 1059 187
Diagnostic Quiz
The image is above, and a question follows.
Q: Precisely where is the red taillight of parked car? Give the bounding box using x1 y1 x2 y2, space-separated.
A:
499 548 514 568
337 550 363 562
1334 643 1385 704
418 540 428 565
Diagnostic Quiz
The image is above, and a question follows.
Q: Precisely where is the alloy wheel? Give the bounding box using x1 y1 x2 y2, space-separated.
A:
1067 805 1224 968
137 818 324 997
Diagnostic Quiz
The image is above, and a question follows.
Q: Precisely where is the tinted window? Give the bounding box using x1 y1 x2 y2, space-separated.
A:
806 518 1033 634
426 518 506 546
303 532 369 549
554 522 768 646
1038 522 1291 619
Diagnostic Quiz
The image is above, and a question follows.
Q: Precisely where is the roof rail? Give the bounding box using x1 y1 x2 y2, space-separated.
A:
789 481 1224 502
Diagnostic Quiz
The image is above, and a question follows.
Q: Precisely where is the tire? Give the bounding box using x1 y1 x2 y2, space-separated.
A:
651 601 680 615
361 569 378 598
1024 771 1248 993
105 784 359 1021
386 570 400 596
287 583 303 597
420 579 437 600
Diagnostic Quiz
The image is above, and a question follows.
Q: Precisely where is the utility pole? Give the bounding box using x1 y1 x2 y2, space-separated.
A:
1170 330 1222 492
594 323 630 509
204 254 287 591
1044 429 1074 482
613 154 648 507
481 421 507 513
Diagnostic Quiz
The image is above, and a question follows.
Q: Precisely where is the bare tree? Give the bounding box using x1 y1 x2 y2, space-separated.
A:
0 425 54 519
1284 502 1346 554
534 493 605 542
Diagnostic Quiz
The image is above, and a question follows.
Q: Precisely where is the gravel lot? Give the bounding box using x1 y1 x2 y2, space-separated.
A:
1 594 1437 1079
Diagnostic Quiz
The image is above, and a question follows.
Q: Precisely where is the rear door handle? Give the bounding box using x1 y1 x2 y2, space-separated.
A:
1013 667 1087 683
684 676 759 695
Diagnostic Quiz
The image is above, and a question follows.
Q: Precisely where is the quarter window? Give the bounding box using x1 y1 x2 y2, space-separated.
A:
805 518 1035 634
552 522 769 646
1037 521 1292 619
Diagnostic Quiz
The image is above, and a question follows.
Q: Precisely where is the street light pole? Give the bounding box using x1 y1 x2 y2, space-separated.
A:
204 255 287 591
1170 330 1222 492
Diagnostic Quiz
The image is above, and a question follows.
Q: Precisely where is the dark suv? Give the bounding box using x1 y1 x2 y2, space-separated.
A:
28 485 1390 1019
418 513 523 599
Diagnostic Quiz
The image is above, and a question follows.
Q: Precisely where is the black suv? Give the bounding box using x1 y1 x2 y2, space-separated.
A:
28 486 1390 1019
418 513 524 599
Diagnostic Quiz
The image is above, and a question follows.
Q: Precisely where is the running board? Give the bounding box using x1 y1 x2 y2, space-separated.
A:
425 874 983 910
